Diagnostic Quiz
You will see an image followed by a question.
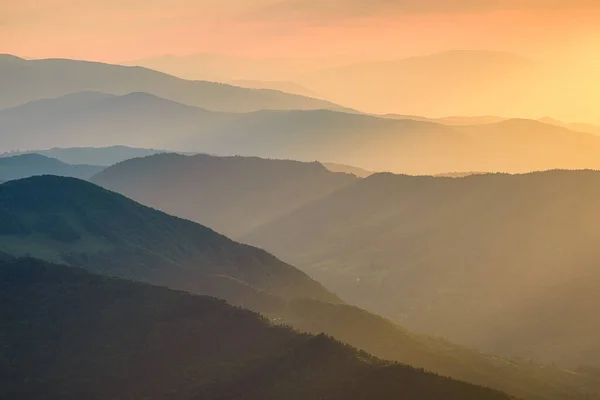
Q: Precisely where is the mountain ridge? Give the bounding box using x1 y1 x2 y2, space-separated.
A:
0 55 347 113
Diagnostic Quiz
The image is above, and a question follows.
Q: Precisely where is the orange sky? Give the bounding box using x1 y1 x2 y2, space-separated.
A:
1 0 599 62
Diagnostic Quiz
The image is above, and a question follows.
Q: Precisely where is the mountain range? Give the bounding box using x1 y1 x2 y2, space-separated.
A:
4 89 600 173
2 175 599 399
242 170 600 368
93 154 600 368
0 154 103 182
92 154 358 237
0 175 337 308
0 54 344 113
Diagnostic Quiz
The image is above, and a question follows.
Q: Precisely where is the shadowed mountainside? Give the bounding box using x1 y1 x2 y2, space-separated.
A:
0 258 516 400
2 176 600 399
0 176 338 307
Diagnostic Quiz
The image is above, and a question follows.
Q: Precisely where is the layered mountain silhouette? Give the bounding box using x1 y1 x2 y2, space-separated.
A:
0 154 103 182
0 54 344 113
539 117 600 136
4 91 600 173
385 114 600 136
2 146 167 166
241 170 600 368
0 91 216 150
0 258 517 400
2 175 599 399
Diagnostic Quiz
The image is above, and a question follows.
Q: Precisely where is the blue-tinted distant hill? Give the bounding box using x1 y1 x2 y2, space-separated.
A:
1 146 168 166
0 154 103 182
5 90 600 174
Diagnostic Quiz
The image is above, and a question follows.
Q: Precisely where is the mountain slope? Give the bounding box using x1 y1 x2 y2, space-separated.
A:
92 153 358 238
173 109 468 173
2 176 599 399
6 91 600 174
0 91 220 150
244 170 600 367
0 176 338 306
0 154 103 182
0 258 515 400
0 54 345 113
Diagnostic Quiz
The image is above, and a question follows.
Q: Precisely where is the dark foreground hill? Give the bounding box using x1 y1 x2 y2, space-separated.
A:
0 258 514 400
0 154 103 182
0 176 337 307
244 170 600 368
2 176 599 400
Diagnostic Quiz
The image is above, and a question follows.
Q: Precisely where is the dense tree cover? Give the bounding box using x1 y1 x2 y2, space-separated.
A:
0 258 514 400
0 176 337 306
2 175 600 399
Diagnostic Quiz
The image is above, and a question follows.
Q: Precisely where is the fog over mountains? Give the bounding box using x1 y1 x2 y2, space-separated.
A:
3 38 600 400
3 83 600 174
3 176 600 400
93 154 600 370
0 54 345 113
1 258 516 400
124 50 600 125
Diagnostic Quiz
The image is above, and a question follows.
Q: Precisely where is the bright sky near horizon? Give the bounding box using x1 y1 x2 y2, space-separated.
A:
1 0 599 62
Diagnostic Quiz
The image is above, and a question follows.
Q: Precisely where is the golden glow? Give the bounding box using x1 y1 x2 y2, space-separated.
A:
1 0 599 122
